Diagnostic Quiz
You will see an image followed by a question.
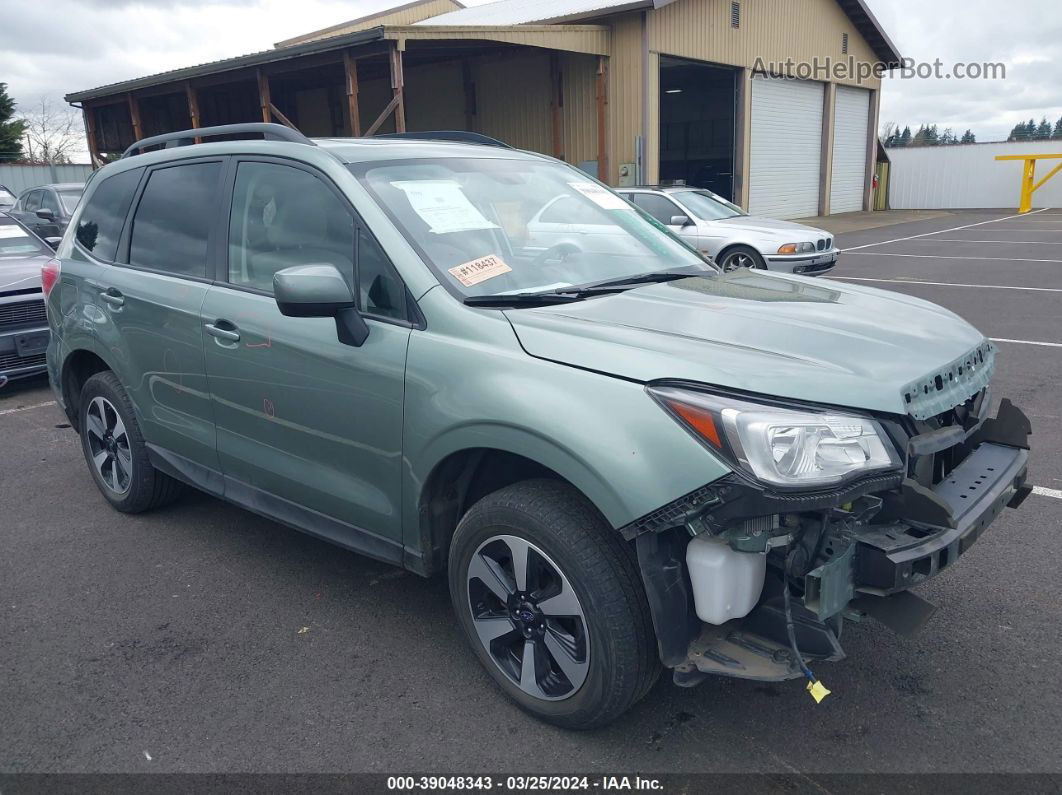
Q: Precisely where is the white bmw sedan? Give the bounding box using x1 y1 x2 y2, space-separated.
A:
620 186 839 275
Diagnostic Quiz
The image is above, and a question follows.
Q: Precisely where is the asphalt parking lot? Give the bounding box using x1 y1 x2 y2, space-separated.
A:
2 209 1060 777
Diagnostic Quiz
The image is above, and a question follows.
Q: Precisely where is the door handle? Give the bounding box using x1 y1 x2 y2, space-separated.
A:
98 288 125 308
204 321 241 343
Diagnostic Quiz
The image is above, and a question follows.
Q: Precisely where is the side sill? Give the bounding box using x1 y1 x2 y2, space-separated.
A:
146 444 405 568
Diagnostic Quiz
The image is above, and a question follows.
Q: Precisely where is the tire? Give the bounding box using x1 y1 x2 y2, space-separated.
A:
717 244 766 272
78 370 184 513
448 479 659 729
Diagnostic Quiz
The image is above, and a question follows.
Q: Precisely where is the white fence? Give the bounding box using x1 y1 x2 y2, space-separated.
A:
0 163 94 195
887 140 1062 210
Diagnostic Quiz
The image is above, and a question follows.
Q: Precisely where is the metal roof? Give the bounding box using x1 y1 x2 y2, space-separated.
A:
414 0 666 26
421 0 902 64
65 27 386 104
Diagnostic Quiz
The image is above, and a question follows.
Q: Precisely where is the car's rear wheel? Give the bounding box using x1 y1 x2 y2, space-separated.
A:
448 479 658 729
78 371 183 513
718 245 765 272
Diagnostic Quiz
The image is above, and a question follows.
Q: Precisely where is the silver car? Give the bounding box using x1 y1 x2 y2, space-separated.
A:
622 186 839 275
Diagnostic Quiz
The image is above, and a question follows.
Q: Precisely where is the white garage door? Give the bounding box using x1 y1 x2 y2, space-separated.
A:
830 85 871 213
749 76 823 219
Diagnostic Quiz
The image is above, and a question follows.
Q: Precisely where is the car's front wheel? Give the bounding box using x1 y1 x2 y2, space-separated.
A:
448 480 658 729
718 245 766 272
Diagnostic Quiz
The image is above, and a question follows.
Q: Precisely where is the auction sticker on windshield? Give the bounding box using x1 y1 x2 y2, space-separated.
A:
448 255 513 287
392 180 500 234
569 182 629 210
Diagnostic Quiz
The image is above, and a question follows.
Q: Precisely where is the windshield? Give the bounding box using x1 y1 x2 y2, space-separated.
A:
676 190 746 221
0 223 47 256
353 158 709 297
58 188 84 214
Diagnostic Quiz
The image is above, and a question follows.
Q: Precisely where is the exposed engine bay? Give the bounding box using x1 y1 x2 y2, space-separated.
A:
626 388 1032 691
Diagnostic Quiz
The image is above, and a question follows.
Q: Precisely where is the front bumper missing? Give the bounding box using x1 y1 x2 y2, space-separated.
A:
633 399 1033 686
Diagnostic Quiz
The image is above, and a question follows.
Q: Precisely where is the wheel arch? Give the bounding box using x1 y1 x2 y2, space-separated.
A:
59 345 119 432
409 431 629 576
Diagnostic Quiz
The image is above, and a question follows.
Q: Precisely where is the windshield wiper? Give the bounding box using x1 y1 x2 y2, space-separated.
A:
463 292 586 307
556 267 707 296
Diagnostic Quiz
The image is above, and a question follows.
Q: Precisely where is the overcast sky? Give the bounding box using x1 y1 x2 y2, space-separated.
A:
1 0 1059 154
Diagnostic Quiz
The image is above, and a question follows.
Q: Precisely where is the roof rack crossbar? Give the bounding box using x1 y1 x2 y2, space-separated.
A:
373 131 511 149
121 122 315 159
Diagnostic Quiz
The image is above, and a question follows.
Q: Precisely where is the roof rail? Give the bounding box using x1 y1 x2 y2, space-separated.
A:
374 131 511 149
121 123 315 159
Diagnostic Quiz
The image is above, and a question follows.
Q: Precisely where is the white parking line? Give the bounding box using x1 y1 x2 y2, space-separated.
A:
831 276 1062 293
907 239 1062 245
0 400 56 416
841 208 1049 252
844 251 1062 263
1034 486 1062 500
988 338 1062 348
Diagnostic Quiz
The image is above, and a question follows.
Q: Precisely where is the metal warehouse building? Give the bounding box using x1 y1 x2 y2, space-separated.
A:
65 0 900 218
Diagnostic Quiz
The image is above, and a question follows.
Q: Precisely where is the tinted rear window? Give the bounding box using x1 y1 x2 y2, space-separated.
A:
76 168 143 261
129 162 220 279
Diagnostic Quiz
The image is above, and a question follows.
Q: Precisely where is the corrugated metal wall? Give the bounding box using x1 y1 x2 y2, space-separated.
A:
278 0 463 46
888 141 1062 210
607 12 644 185
649 0 880 90
474 51 553 154
560 53 600 167
0 164 94 195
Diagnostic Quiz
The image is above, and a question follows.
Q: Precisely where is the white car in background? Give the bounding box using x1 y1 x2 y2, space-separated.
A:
620 186 839 275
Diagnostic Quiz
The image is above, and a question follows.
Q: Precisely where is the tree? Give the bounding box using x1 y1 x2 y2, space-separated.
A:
0 83 26 161
961 129 976 144
939 127 956 145
1053 116 1062 140
899 125 912 146
1035 117 1053 140
19 97 84 164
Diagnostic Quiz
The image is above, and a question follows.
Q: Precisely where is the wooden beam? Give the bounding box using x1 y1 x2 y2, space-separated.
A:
343 50 362 136
389 41 406 134
82 104 102 169
269 102 299 131
127 93 142 141
257 69 271 124
596 55 608 183
185 82 201 128
364 94 401 137
549 54 563 160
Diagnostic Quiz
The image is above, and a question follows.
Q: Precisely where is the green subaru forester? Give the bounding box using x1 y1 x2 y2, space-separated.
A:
45 124 1031 728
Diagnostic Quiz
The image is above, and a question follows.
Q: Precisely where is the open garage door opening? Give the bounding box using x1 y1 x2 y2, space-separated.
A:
658 57 737 200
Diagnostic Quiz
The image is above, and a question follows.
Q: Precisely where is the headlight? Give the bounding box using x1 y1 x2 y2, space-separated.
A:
649 386 901 489
777 242 815 254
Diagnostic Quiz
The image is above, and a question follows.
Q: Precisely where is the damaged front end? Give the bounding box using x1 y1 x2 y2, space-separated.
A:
626 355 1032 688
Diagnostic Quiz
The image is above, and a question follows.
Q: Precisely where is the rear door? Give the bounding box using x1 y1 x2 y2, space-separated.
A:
94 158 225 472
199 157 411 554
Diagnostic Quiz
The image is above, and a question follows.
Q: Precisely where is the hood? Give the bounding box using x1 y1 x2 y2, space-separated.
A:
712 215 829 239
0 253 49 295
504 271 989 417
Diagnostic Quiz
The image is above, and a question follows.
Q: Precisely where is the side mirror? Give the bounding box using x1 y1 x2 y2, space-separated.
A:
44 237 62 249
36 208 55 221
670 215 693 227
273 263 369 347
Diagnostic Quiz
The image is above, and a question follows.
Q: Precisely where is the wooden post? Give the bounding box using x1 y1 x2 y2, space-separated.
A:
127 93 142 141
343 50 362 136
596 56 608 183
549 54 563 160
185 81 201 128
82 104 101 168
389 41 406 133
257 69 272 124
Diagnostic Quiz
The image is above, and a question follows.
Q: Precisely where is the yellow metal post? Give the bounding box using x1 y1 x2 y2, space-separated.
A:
995 153 1062 213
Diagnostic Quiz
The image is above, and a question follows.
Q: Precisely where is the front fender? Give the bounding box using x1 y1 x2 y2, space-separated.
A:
401 294 732 556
